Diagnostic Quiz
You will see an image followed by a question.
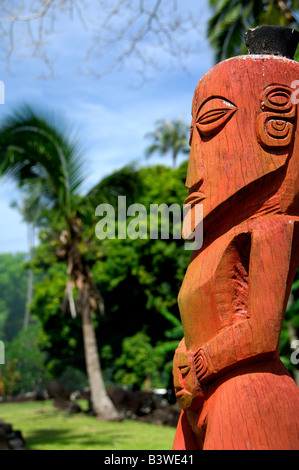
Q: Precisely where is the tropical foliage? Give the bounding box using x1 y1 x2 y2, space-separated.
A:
1 155 298 393
1 2 299 398
0 253 28 341
208 0 299 62
1 322 51 396
29 161 190 390
0 105 119 420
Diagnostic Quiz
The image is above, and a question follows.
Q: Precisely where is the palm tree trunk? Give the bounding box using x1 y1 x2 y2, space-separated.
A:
172 152 177 169
23 222 34 329
81 289 120 421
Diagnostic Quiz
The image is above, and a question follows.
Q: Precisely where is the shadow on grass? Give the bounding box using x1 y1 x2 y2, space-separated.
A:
25 427 133 450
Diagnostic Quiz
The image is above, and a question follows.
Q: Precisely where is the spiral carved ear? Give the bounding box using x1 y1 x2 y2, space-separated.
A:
256 85 296 150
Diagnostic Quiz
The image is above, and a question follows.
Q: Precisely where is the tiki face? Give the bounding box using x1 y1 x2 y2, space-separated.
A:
185 56 299 225
172 339 206 411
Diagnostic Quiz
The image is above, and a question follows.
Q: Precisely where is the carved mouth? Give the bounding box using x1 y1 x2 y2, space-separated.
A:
175 388 192 399
175 388 184 397
184 191 206 206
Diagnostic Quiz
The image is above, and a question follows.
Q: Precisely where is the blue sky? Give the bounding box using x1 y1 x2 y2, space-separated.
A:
0 1 214 253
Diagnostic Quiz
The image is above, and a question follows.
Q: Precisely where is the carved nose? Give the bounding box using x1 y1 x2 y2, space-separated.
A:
186 170 202 193
185 147 203 192
185 178 205 199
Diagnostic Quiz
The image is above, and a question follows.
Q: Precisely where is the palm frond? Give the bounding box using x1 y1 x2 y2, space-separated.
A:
145 118 189 167
207 0 294 62
0 104 86 218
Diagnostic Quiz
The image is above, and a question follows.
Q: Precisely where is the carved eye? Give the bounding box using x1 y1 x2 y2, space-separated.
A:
196 97 237 137
175 352 191 379
179 364 190 379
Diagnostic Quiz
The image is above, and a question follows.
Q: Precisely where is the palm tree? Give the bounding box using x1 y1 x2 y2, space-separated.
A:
0 105 120 421
10 195 42 330
145 118 190 169
208 0 299 62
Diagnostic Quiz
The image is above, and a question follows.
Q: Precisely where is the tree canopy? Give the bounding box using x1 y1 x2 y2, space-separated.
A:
1 156 299 391
0 0 298 81
208 0 299 62
0 0 202 79
145 119 190 169
0 105 120 419
0 253 28 341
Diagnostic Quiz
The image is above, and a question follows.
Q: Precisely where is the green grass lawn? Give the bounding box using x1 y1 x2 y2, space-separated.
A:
0 400 176 450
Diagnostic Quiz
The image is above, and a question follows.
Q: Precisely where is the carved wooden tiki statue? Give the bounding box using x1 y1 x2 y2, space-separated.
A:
173 26 299 450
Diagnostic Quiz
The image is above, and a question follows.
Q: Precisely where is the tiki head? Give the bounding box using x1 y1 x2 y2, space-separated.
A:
185 26 299 232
